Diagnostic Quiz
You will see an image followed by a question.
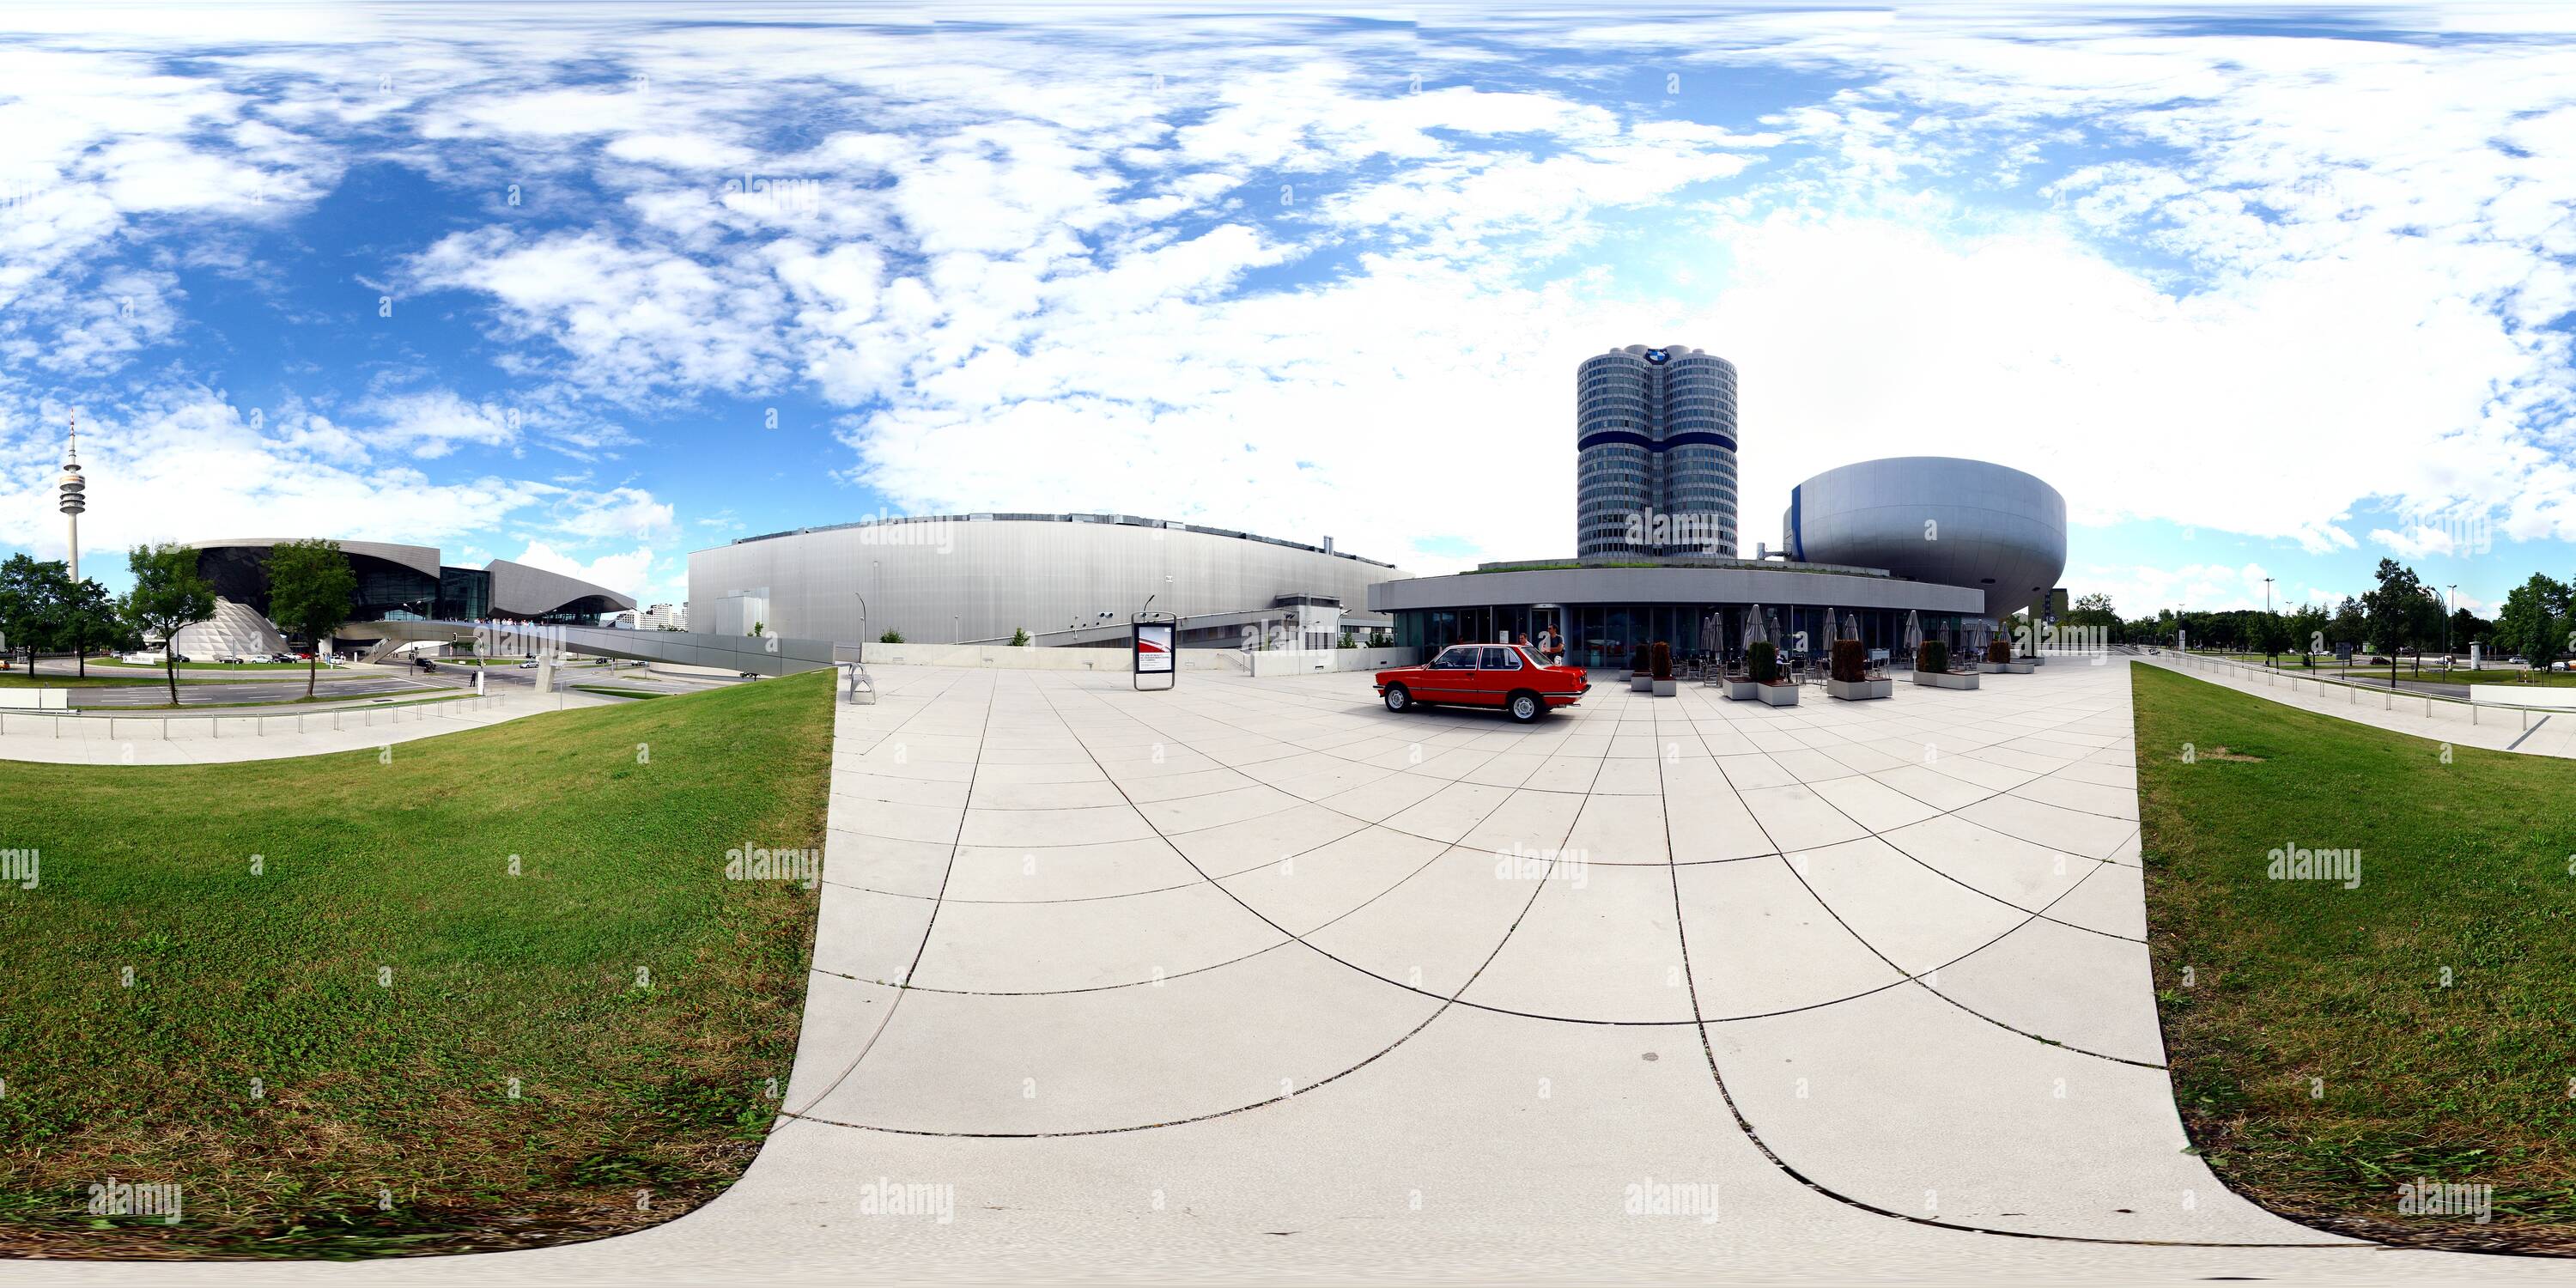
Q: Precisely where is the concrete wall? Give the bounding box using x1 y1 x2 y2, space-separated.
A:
859 643 1244 672
1247 647 1421 677
0 688 70 709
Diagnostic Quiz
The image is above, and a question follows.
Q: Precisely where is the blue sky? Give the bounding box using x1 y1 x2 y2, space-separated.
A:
3 3 2573 622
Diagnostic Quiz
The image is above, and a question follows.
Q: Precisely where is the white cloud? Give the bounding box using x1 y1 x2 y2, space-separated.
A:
507 539 652 602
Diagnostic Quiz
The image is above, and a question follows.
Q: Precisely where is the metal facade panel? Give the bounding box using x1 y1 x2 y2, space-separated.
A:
689 518 1409 647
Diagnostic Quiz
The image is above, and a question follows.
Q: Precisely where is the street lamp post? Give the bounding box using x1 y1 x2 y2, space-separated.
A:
2263 576 2275 666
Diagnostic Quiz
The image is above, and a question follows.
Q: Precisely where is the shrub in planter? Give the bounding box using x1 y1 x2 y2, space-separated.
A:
1831 639 1866 683
1748 641 1780 684
1986 639 2011 665
1650 641 1672 681
1917 640 1949 673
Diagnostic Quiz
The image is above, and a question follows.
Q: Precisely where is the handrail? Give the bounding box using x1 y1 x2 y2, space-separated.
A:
2139 647 2543 730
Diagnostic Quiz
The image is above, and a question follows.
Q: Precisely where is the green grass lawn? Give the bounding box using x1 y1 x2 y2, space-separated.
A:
2134 663 2576 1253
570 685 669 700
0 671 834 1259
0 673 169 688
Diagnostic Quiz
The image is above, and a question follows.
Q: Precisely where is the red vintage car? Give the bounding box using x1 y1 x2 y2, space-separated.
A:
1375 643 1589 723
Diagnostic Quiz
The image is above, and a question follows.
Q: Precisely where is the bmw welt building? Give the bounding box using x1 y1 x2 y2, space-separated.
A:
171 538 636 657
687 513 1408 648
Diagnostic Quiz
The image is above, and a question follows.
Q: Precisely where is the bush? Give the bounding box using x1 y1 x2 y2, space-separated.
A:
1649 641 1672 681
1917 640 1949 673
1748 641 1779 684
1831 638 1866 683
878 629 905 644
1010 628 1030 647
1987 638 2011 665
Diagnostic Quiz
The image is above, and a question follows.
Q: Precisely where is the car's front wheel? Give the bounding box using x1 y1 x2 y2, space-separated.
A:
1383 683 1413 713
1507 690 1544 723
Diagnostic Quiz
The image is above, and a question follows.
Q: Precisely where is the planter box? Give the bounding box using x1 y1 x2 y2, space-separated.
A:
1974 661 2006 673
2002 661 2036 674
1913 670 1980 690
1652 678 1677 696
1630 673 1653 692
1826 677 1891 702
1755 682 1801 707
1722 679 1760 702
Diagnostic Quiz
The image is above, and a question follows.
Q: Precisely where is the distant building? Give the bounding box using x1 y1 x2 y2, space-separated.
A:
639 602 687 631
169 538 635 656
688 513 1405 647
1576 344 1741 559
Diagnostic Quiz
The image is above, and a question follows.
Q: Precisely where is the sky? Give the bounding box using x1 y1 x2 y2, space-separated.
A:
2 2 2573 622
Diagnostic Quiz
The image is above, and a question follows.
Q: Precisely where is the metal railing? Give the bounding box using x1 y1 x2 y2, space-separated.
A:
2141 647 2546 732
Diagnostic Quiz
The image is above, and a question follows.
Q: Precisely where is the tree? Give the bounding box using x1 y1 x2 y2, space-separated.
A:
0 556 72 677
2329 597 2367 651
2450 607 2492 652
58 575 118 677
120 544 217 707
267 538 358 698
2493 574 2570 672
2289 604 2329 663
2361 559 2445 680
2248 610 2293 664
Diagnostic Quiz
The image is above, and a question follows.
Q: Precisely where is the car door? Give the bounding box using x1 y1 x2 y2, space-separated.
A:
1474 645 1523 707
1423 645 1479 701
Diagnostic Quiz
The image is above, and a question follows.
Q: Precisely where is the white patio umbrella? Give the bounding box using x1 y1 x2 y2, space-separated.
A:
1902 611 1923 663
1743 605 1768 647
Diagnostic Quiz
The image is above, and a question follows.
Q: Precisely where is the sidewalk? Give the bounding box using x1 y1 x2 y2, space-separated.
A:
2137 652 2576 759
0 689 612 765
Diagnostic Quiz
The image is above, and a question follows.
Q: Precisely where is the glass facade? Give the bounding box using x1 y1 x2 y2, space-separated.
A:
1575 345 1741 560
438 566 492 620
1394 603 1979 670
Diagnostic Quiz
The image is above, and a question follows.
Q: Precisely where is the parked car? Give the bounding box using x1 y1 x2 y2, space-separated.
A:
1374 643 1589 723
518 659 539 668
217 654 245 665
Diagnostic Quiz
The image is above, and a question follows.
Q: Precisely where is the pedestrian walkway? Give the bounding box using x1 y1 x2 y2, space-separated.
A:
2142 651 2576 759
0 690 611 765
